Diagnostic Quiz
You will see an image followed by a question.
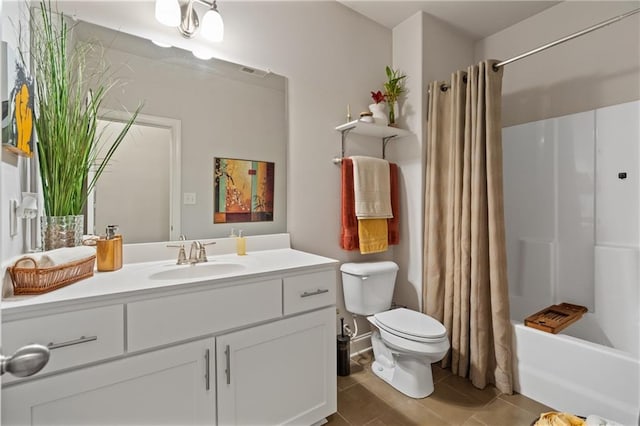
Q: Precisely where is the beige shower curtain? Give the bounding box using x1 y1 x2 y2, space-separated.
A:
423 60 513 394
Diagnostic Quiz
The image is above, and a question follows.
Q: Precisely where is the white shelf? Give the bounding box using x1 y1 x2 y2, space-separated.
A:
333 120 411 163
335 120 411 139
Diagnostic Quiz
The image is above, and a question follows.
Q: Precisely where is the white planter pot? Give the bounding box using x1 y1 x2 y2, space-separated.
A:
369 103 388 126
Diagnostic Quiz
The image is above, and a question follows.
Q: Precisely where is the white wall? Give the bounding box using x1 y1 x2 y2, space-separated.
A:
475 1 640 127
387 13 423 312
388 12 474 311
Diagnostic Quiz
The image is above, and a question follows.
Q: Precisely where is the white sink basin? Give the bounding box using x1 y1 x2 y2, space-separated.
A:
149 262 246 281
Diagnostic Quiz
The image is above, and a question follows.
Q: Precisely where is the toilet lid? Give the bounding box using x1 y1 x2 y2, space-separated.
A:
374 308 447 340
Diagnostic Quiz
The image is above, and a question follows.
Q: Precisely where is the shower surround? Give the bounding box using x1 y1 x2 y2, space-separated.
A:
502 100 639 423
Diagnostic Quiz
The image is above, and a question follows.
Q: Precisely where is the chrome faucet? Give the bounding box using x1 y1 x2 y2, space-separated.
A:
167 240 216 265
189 241 204 263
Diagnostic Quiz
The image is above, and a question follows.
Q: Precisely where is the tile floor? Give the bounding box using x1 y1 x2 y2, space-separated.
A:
327 352 554 426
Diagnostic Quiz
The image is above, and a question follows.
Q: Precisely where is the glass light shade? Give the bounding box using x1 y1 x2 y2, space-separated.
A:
192 47 215 60
155 0 180 27
201 9 224 42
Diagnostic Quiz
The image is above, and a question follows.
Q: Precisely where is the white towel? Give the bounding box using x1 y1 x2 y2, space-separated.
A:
40 246 96 267
350 156 393 219
14 246 96 269
12 253 45 269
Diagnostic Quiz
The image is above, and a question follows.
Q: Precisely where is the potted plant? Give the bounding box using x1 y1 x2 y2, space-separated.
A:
369 90 388 125
24 1 141 250
383 66 407 127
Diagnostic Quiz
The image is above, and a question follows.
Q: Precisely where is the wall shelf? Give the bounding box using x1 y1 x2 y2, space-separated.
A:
333 120 411 164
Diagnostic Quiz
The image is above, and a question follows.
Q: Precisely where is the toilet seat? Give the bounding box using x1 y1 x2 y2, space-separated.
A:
374 308 447 342
375 326 450 356
367 308 449 356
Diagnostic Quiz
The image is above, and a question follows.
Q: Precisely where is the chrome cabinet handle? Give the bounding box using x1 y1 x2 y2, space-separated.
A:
205 349 211 391
0 344 50 377
224 345 231 385
47 335 97 350
300 289 329 298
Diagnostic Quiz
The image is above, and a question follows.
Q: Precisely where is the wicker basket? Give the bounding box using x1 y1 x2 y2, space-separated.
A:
7 255 96 295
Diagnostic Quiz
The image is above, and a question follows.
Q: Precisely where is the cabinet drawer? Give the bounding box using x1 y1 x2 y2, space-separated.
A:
2 305 125 384
127 278 282 352
283 269 336 315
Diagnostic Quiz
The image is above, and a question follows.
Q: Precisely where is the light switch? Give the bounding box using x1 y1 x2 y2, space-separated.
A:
183 192 196 205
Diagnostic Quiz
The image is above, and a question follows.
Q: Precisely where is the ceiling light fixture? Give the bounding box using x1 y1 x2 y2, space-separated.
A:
155 0 224 43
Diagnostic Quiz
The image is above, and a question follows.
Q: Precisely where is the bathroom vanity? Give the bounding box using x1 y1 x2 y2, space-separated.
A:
1 234 338 425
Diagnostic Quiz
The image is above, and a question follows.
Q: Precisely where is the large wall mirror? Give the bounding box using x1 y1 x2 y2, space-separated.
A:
74 20 287 243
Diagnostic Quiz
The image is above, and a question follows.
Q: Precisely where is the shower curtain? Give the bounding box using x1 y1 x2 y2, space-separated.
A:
423 60 513 394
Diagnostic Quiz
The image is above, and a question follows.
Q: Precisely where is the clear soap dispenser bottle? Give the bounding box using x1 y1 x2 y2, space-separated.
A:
236 230 246 256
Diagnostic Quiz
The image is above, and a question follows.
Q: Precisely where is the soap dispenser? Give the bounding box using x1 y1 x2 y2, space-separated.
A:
236 230 246 256
96 225 123 271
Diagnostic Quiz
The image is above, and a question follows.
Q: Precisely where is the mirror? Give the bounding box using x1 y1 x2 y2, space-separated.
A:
88 113 181 243
74 20 287 243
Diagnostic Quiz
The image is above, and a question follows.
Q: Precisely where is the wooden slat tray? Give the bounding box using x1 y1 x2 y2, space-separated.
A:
524 303 588 334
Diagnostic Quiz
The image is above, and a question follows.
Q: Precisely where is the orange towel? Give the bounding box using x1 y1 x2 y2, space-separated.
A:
340 158 359 250
340 159 400 251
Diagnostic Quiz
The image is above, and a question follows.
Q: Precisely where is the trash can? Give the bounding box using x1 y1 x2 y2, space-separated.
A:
337 318 350 376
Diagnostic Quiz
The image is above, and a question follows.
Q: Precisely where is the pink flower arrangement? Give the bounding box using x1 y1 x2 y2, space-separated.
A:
370 90 386 104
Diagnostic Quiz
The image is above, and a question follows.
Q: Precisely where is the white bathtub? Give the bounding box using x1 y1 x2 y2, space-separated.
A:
512 321 640 425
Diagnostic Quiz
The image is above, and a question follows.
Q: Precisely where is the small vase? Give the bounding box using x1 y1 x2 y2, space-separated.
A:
368 103 388 126
387 101 399 127
41 215 84 251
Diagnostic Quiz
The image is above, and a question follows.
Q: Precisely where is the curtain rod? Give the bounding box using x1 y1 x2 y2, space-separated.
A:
493 7 640 70
430 8 639 94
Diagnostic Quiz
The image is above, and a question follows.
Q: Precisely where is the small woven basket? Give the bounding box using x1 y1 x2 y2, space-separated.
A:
7 255 96 295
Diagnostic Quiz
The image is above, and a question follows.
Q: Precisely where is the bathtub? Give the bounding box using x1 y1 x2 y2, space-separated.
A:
512 321 640 425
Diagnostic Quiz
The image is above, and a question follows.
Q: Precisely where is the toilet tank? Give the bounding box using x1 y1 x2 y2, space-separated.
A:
341 261 399 316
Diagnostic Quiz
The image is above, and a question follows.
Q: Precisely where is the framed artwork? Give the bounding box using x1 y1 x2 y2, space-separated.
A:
214 157 274 223
2 42 34 157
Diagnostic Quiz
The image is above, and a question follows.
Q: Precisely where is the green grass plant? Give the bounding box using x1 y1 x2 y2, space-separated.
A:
25 0 141 216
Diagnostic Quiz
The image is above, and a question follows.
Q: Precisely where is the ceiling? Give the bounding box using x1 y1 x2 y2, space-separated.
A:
337 1 560 39
55 0 562 63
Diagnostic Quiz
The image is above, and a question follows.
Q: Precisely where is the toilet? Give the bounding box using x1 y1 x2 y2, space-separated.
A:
341 261 449 398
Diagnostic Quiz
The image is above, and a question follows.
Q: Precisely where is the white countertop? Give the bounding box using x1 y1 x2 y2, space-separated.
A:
2 236 339 320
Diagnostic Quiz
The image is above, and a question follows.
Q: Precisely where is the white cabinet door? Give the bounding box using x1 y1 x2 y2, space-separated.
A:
217 307 336 426
2 339 215 425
